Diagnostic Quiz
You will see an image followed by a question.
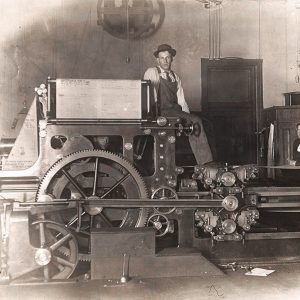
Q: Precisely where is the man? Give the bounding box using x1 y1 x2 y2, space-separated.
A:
144 44 213 165
289 122 300 166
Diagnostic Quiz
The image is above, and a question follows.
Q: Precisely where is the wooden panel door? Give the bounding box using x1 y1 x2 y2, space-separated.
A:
201 58 263 164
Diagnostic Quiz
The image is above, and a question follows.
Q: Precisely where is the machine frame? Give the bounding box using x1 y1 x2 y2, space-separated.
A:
1 78 300 282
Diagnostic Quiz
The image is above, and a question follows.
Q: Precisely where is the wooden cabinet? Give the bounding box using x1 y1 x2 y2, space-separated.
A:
263 106 300 165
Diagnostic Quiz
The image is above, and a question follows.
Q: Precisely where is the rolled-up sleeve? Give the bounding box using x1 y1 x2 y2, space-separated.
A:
144 68 159 85
176 76 190 113
144 67 159 102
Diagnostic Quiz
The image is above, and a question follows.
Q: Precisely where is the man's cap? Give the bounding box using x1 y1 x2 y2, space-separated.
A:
153 44 176 58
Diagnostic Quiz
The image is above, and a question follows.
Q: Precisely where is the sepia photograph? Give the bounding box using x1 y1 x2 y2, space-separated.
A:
0 0 300 299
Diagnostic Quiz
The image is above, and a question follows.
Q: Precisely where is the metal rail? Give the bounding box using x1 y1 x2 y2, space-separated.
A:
18 198 223 208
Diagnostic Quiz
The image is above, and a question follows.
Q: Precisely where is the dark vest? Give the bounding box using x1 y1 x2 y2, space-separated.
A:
156 67 182 113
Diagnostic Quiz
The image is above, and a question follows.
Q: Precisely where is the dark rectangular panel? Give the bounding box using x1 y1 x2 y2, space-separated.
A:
201 58 262 164
91 227 155 258
208 69 250 102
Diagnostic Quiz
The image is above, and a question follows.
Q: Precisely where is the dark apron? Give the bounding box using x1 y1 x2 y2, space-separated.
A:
157 67 182 114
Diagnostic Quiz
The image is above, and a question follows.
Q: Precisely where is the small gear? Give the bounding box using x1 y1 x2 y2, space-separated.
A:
57 245 72 257
78 253 91 262
147 214 170 237
152 186 177 214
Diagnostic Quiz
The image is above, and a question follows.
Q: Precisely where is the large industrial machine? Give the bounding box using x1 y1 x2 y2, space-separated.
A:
0 78 300 282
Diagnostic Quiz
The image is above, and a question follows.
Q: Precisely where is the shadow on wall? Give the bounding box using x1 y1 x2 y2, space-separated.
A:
0 0 147 137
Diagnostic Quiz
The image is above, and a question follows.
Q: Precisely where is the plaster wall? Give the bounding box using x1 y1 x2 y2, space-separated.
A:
0 0 298 138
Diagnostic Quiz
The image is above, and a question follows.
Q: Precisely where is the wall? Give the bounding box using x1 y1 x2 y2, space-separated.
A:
0 0 299 138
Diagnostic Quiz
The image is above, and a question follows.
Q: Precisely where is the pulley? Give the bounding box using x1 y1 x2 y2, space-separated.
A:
222 219 236 234
147 214 170 237
222 195 239 211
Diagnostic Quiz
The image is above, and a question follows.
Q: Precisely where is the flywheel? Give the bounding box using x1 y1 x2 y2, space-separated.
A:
30 220 78 280
36 150 149 254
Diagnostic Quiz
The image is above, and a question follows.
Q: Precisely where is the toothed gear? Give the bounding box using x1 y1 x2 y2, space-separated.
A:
36 150 149 260
78 253 91 262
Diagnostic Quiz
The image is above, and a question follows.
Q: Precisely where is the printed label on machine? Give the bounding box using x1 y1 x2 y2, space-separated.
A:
56 79 142 119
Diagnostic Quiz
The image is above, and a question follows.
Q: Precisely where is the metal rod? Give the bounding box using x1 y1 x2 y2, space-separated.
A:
217 3 221 59
67 210 86 227
0 188 38 192
120 253 128 283
92 157 99 196
47 78 51 114
213 4 217 59
100 173 131 199
98 211 113 227
122 253 126 276
76 201 83 232
140 126 192 130
146 84 150 114
245 231 300 240
258 203 300 208
20 199 224 208
61 169 87 199
209 5 212 59
0 177 39 183
49 118 143 124
39 222 46 247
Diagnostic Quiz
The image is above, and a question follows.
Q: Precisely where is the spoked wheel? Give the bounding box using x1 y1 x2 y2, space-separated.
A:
36 150 149 255
31 220 78 280
147 214 170 237
152 186 177 215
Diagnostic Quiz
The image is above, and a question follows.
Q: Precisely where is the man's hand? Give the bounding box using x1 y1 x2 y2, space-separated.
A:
288 159 296 166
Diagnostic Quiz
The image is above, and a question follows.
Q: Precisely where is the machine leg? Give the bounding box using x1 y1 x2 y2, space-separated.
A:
0 201 12 282
177 209 194 247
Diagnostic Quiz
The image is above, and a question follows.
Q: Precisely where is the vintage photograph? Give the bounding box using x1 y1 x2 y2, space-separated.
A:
0 0 299 299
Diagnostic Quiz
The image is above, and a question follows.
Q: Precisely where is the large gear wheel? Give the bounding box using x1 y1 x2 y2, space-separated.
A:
36 150 149 256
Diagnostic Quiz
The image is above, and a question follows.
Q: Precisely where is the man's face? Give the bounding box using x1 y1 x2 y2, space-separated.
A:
297 125 300 138
156 51 173 71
